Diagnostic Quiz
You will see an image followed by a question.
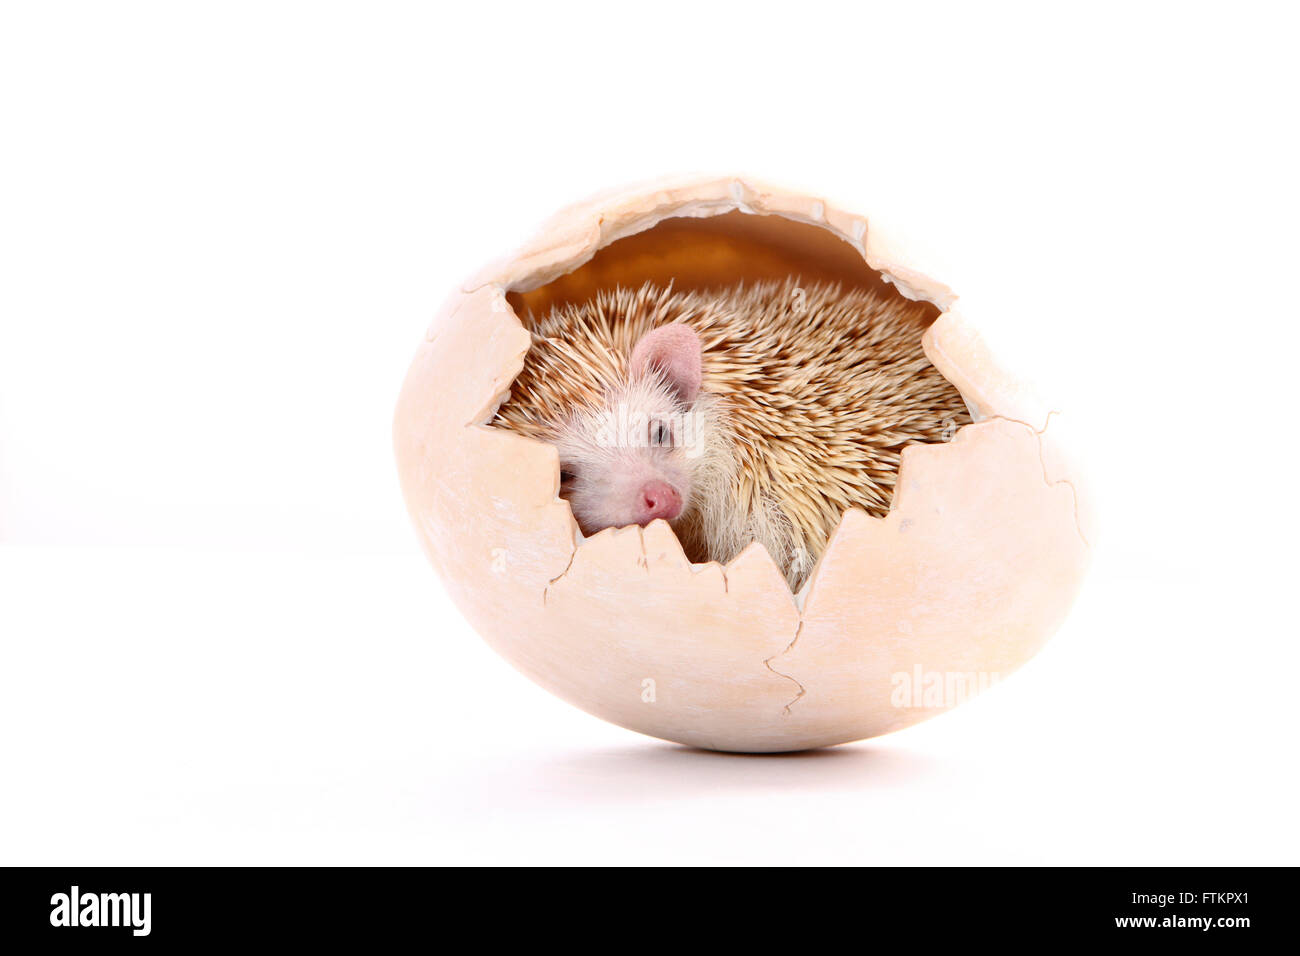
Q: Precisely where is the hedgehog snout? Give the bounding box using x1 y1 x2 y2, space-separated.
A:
636 480 682 523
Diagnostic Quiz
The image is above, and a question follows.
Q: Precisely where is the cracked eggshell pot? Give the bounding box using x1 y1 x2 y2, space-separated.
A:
394 176 1092 753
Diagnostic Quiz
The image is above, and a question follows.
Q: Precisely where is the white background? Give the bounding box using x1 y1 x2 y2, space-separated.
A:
2 1 1297 864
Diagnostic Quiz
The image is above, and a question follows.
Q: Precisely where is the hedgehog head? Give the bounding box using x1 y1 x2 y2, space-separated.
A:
554 323 722 534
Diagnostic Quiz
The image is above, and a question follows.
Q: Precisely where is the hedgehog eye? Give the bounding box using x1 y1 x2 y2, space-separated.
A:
649 419 672 447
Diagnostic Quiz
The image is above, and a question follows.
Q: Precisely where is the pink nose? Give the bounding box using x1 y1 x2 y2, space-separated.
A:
638 480 682 523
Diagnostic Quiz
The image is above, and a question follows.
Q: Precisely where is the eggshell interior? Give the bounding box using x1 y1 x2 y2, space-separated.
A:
394 175 1091 752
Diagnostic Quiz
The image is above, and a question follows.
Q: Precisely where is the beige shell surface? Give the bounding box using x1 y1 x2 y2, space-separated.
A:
394 176 1091 752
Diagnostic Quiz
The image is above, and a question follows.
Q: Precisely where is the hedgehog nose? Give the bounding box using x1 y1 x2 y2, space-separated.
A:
638 480 682 522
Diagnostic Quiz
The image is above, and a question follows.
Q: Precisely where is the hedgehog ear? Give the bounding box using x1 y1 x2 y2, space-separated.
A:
630 323 702 403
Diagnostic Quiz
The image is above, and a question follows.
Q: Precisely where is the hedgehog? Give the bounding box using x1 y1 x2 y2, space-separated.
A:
493 278 972 591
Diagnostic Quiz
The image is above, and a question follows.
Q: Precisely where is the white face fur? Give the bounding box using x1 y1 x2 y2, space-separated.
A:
555 324 717 535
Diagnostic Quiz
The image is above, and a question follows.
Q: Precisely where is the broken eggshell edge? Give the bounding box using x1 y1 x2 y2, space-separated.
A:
394 175 1092 752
